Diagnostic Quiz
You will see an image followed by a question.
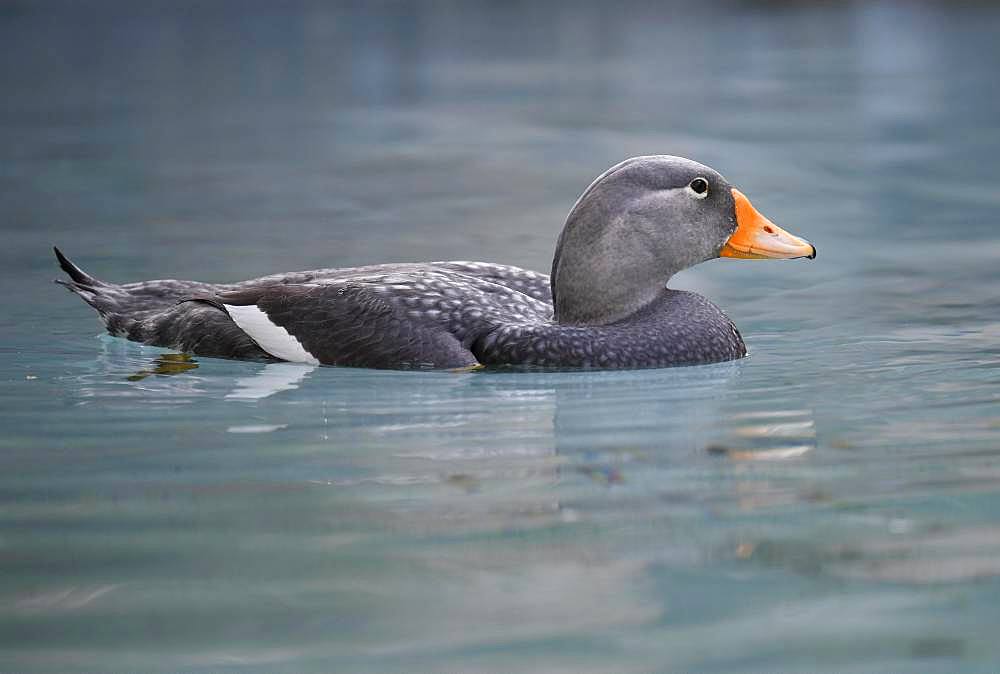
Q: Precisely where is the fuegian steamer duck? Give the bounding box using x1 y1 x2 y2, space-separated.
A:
56 155 815 370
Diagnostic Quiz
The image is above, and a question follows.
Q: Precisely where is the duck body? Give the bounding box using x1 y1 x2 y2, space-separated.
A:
57 156 813 370
55 256 745 369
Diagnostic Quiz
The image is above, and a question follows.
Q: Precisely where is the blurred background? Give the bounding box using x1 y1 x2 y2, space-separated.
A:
1 1 999 672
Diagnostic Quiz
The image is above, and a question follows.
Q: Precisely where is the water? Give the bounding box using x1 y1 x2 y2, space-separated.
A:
2 1 999 671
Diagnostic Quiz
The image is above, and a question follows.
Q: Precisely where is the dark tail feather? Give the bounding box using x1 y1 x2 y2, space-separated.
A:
54 246 105 288
53 247 129 333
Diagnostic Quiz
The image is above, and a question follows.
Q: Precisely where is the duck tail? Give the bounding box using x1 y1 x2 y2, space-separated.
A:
53 247 131 334
54 246 106 287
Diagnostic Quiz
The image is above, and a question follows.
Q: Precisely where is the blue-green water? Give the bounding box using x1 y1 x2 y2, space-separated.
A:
3 1 1000 672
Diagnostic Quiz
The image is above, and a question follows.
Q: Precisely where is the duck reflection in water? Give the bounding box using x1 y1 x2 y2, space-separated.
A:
107 349 818 474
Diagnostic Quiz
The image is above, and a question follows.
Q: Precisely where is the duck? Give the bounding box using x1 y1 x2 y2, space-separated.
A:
55 155 815 370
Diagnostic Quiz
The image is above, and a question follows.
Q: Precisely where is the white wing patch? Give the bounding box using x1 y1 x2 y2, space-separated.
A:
224 304 320 365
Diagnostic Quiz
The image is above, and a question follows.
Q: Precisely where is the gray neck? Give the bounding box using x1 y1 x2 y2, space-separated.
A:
550 215 681 326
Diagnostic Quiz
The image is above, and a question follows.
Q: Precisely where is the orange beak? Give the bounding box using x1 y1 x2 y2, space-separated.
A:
721 189 816 260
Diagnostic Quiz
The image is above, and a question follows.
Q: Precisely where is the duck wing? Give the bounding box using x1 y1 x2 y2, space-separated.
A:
431 262 552 303
56 248 552 369
212 278 481 369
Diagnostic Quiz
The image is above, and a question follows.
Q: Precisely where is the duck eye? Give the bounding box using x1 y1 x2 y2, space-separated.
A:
688 177 709 198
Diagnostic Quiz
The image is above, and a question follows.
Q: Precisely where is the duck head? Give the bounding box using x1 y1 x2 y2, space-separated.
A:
550 155 815 325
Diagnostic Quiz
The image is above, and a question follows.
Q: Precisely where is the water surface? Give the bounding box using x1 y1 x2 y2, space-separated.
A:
2 1 999 672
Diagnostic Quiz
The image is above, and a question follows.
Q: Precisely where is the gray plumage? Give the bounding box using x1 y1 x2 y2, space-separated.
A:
56 155 811 370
